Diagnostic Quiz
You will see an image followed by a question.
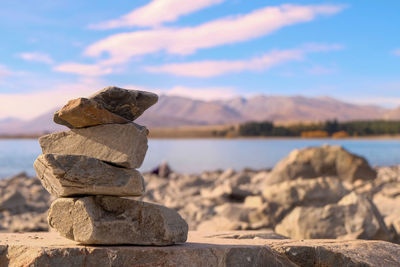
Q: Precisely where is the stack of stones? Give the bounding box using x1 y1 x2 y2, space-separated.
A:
33 86 188 245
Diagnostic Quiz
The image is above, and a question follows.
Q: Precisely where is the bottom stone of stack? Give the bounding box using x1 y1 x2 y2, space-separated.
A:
48 196 188 245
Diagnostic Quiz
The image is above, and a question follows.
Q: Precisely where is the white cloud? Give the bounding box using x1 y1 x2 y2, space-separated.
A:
145 44 343 77
89 0 224 29
17 52 54 64
393 49 400 56
85 4 345 64
53 62 114 76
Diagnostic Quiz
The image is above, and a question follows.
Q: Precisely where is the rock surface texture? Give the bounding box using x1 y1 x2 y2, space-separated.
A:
34 154 145 197
33 87 188 246
1 231 399 267
53 97 130 128
39 123 148 168
48 196 188 245
90 86 159 121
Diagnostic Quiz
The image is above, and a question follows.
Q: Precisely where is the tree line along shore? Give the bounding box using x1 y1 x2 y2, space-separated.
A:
151 119 400 138
2 120 400 139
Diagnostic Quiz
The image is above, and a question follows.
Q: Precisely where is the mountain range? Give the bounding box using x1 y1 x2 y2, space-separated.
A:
1 95 399 135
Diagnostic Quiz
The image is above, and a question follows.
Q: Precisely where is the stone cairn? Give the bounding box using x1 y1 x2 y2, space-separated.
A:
34 86 188 245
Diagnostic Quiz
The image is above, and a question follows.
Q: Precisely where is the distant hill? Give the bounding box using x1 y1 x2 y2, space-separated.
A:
384 106 400 120
0 94 397 135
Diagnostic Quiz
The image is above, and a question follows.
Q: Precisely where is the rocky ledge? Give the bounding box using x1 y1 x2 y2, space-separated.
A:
0 231 399 267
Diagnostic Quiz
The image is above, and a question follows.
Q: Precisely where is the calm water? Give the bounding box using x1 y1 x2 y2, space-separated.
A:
1 138 400 179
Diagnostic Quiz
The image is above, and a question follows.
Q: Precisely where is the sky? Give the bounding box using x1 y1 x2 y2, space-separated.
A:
0 0 399 120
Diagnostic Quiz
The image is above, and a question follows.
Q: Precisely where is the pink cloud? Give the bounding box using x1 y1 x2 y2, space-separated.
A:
0 64 12 79
18 52 54 64
0 79 104 120
393 49 400 56
145 44 343 77
89 0 224 29
85 4 345 64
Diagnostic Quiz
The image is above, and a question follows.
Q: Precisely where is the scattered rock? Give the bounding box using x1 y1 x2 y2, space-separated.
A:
34 154 145 197
151 161 172 178
243 195 264 208
268 145 376 183
0 173 51 232
275 192 393 241
200 183 253 202
0 190 26 212
48 196 188 245
197 216 248 231
262 176 349 208
39 123 148 168
54 97 129 128
373 193 400 237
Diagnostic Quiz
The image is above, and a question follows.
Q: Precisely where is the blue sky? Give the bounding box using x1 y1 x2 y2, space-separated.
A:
0 0 399 119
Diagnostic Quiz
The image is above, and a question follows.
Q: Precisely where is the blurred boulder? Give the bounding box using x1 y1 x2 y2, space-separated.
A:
275 192 393 241
268 145 376 184
263 177 349 208
151 161 172 178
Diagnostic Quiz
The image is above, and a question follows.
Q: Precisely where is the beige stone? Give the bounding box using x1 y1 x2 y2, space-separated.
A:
268 145 376 184
53 97 129 128
262 176 349 208
243 196 264 208
48 196 188 245
39 123 148 168
34 154 145 197
90 86 158 121
275 192 393 242
1 231 399 267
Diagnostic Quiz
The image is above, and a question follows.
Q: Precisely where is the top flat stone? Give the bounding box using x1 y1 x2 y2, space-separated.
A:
54 98 130 128
91 86 158 121
54 86 158 128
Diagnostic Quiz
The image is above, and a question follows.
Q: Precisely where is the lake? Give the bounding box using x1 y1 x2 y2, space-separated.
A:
1 138 400 179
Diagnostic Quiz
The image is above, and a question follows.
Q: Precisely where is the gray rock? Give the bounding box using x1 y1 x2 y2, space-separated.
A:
197 216 248 231
275 192 393 241
268 238 400 267
373 193 400 239
34 154 145 197
0 211 48 232
0 190 26 211
39 123 148 168
268 145 376 184
54 97 129 128
48 196 188 245
262 176 349 208
90 86 158 121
